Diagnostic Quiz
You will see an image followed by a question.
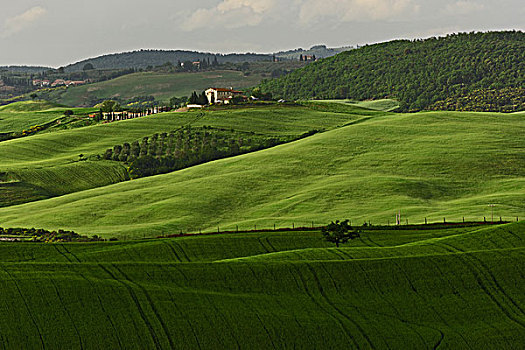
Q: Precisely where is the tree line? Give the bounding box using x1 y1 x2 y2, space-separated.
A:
0 227 105 242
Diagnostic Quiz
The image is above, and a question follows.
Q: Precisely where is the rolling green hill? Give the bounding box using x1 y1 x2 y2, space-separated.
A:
64 49 272 72
309 99 400 112
259 31 525 112
42 70 265 107
0 101 96 136
0 222 523 348
0 104 367 207
0 108 522 238
0 100 63 112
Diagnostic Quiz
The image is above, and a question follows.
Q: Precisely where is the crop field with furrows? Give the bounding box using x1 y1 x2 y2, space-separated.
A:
0 223 523 348
0 105 522 239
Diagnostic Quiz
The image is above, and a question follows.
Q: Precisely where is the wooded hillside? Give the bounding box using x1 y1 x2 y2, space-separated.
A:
259 31 525 112
65 49 273 72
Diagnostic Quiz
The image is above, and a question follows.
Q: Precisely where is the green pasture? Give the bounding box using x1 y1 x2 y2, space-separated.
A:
313 98 401 112
46 70 264 106
0 101 95 134
0 222 523 348
0 109 522 238
0 104 365 207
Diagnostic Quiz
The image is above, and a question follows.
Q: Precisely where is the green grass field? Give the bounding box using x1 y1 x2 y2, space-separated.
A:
0 98 524 348
0 222 523 348
0 104 366 207
314 99 401 112
0 101 96 134
45 70 264 106
0 106 522 238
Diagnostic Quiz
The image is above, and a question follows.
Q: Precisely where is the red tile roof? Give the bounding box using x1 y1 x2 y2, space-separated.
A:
210 88 243 93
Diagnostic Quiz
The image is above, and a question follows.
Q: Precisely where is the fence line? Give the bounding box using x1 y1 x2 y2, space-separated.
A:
157 216 522 238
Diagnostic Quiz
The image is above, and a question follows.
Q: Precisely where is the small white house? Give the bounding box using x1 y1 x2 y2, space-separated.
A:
205 88 244 104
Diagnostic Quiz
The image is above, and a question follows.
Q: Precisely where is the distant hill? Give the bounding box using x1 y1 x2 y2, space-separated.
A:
0 66 50 73
40 70 265 106
260 31 525 112
274 45 354 60
64 50 273 72
0 100 63 113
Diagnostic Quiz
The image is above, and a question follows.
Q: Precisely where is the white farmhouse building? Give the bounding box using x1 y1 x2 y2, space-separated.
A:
205 88 244 104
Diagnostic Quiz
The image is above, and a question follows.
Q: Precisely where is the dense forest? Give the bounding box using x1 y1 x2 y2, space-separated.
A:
428 87 525 112
259 31 525 112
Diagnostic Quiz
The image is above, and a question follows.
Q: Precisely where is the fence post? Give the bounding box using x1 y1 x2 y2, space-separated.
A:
406 219 408 225
292 223 294 230
444 217 446 224
425 217 427 225
217 226 220 233
500 216 502 223
463 217 465 223
274 223 276 231
484 217 486 223
254 224 257 231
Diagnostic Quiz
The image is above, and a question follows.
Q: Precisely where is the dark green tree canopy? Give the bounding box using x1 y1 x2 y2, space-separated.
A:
322 220 360 247
83 63 95 71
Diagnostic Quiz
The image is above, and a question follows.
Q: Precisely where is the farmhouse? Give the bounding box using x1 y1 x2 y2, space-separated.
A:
205 87 244 104
51 79 67 87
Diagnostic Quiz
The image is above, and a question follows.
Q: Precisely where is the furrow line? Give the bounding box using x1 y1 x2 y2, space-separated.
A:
97 264 162 350
111 264 176 349
60 244 81 263
0 266 46 349
436 244 525 329
304 263 377 350
48 278 84 350
162 241 183 262
290 263 359 348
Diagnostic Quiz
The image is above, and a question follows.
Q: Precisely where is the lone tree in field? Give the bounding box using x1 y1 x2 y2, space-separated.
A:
322 220 360 247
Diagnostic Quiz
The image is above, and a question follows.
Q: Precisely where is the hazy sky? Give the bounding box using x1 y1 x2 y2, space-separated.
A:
1 0 523 67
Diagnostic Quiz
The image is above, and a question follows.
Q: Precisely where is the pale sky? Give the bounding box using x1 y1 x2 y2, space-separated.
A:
0 0 523 67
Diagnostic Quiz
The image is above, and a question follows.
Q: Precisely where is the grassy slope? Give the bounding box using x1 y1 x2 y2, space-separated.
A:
0 105 364 207
0 101 95 133
315 99 400 112
49 70 264 106
0 223 523 348
0 110 522 238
